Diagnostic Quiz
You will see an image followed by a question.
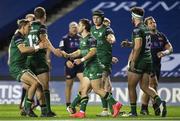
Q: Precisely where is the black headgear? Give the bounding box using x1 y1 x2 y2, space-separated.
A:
92 10 105 21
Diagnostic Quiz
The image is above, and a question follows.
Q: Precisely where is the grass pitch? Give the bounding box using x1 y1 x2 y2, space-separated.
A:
0 104 180 120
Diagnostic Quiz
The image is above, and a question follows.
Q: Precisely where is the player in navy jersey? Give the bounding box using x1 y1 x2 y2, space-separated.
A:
59 22 84 108
140 16 173 116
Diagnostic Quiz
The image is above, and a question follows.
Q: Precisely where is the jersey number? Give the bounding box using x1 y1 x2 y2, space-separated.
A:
28 35 38 47
145 35 151 51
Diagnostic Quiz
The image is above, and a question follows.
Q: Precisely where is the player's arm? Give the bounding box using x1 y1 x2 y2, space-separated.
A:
39 25 62 57
106 27 116 44
74 48 96 65
68 49 81 59
16 37 44 53
40 34 53 51
81 48 96 61
46 49 52 69
106 33 116 44
74 37 97 65
157 33 173 58
132 38 142 62
157 42 173 58
18 43 46 54
130 37 142 70
121 39 133 48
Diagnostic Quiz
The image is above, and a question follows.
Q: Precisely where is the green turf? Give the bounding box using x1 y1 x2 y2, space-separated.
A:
0 104 180 120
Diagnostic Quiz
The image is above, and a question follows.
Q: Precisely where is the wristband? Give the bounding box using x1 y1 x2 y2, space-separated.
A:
162 50 170 55
34 45 40 50
80 57 85 62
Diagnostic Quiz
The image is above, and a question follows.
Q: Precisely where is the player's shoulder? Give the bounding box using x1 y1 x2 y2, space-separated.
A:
76 34 81 38
90 25 96 30
157 31 166 37
31 20 40 25
133 27 141 34
62 34 69 39
13 31 23 40
31 21 46 27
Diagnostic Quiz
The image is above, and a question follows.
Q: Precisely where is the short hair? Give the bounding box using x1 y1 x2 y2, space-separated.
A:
79 18 91 32
17 19 30 29
69 21 78 28
25 14 35 20
131 7 144 17
144 16 154 25
34 7 46 19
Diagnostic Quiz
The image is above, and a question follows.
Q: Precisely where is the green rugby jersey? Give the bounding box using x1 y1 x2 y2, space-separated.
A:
90 25 114 64
80 34 98 67
8 31 27 67
25 21 47 62
131 23 152 62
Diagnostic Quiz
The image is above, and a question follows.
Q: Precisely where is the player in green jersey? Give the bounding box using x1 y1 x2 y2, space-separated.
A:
24 7 61 117
19 14 36 115
91 10 117 116
122 7 167 117
8 19 47 117
64 18 122 118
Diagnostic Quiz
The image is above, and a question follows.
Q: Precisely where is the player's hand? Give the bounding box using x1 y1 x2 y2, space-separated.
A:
66 60 74 68
63 53 71 59
121 39 130 47
157 51 165 58
53 48 62 57
129 60 135 71
112 56 119 64
74 59 82 65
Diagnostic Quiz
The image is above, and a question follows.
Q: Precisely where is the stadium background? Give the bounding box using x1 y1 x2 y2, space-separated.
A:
0 0 179 106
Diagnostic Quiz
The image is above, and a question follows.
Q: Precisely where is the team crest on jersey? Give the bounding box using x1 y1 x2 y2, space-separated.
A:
98 32 103 37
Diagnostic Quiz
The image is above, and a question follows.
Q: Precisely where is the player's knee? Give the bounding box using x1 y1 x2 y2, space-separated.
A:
32 81 39 88
92 87 101 95
140 83 148 92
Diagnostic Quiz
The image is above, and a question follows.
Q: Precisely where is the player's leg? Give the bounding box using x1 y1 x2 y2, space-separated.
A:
37 72 55 116
140 74 157 115
35 84 49 117
65 66 76 107
140 64 159 115
20 71 39 117
71 72 83 107
127 71 142 116
20 83 29 116
140 73 167 117
70 76 91 118
152 64 161 116
19 88 26 110
91 78 122 117
97 71 112 116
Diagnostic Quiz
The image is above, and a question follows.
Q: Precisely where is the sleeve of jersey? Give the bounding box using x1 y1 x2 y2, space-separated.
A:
89 37 97 49
161 32 170 45
14 36 24 46
105 27 114 35
39 25 47 35
133 28 142 39
59 39 65 50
